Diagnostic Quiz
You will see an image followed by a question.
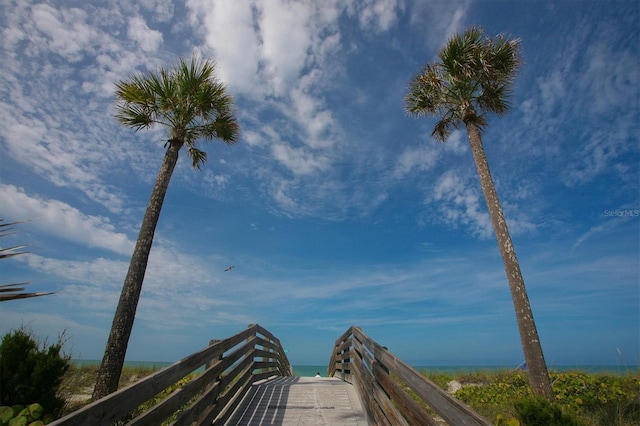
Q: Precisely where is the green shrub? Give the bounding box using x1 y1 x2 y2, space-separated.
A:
419 369 454 390
451 370 640 425
0 327 70 416
0 403 48 426
514 397 583 426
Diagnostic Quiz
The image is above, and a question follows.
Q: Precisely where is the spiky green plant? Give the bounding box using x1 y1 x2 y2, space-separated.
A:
0 219 55 301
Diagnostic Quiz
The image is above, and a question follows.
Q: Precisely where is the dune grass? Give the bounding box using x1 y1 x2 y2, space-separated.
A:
58 364 162 415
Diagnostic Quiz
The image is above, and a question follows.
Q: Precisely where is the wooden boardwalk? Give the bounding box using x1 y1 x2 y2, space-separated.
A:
52 325 489 425
219 376 369 425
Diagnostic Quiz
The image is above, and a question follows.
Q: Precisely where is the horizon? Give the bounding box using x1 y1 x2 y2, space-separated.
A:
70 358 636 371
1 1 638 368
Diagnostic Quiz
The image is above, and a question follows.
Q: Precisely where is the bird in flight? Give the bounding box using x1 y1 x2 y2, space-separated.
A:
224 266 234 272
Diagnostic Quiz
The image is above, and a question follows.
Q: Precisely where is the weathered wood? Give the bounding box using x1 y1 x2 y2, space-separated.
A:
352 326 491 425
206 361 256 425
51 327 250 425
221 377 369 425
352 346 406 425
51 324 293 426
372 361 440 426
329 326 492 426
171 380 223 426
127 359 224 425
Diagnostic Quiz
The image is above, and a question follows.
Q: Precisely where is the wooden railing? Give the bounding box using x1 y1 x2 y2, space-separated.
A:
329 326 491 426
51 324 291 426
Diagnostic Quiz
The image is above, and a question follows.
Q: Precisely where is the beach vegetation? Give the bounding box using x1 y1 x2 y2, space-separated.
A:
451 370 639 425
0 327 70 418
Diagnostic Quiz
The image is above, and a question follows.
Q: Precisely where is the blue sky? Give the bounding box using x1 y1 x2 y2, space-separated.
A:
1 0 638 368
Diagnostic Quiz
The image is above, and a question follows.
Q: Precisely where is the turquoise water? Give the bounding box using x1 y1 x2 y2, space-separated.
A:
72 360 635 377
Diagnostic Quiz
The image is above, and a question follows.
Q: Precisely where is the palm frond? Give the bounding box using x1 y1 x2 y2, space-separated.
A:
431 112 463 142
0 219 56 302
0 244 29 260
406 26 521 142
0 282 56 302
114 55 239 158
405 64 446 117
187 147 207 169
476 82 512 115
202 113 241 144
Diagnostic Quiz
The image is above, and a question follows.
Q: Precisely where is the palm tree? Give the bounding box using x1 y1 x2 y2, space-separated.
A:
404 27 553 400
92 57 239 400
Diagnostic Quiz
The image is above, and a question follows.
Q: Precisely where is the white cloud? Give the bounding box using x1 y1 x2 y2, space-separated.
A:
290 82 338 150
347 0 404 33
431 171 493 238
189 0 262 94
128 16 163 53
267 178 308 218
444 6 467 40
580 41 639 114
139 0 175 23
0 109 128 214
272 144 328 175
530 12 637 189
442 130 467 154
0 2 174 216
393 144 439 178
0 184 133 255
29 3 99 62
258 0 313 96
409 1 470 49
537 71 566 114
26 254 127 290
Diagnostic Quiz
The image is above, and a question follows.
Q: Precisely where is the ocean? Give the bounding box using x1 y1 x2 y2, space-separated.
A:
71 360 635 377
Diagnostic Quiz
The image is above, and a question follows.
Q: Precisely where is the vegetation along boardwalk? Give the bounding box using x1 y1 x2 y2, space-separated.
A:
219 376 368 425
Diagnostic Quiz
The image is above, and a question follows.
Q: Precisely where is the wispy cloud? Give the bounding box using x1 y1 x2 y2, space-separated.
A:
0 184 133 255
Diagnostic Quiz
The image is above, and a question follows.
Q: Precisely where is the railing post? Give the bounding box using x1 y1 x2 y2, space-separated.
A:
206 339 222 370
205 339 222 392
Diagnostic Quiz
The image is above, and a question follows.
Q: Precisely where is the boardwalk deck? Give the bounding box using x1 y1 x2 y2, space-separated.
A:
219 376 369 425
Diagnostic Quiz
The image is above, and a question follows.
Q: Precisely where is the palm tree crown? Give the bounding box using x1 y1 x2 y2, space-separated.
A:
405 26 521 140
115 57 239 168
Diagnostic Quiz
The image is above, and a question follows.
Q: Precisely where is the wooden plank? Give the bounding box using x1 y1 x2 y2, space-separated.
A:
205 362 256 425
351 346 392 425
352 367 390 425
220 377 368 425
127 358 224 425
372 361 440 426
170 380 222 426
50 326 257 425
328 326 355 377
50 324 297 426
255 324 281 346
352 341 408 426
173 355 255 426
352 327 491 426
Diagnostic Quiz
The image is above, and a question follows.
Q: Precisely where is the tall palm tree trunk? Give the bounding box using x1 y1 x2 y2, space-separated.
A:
93 140 182 400
464 115 554 400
